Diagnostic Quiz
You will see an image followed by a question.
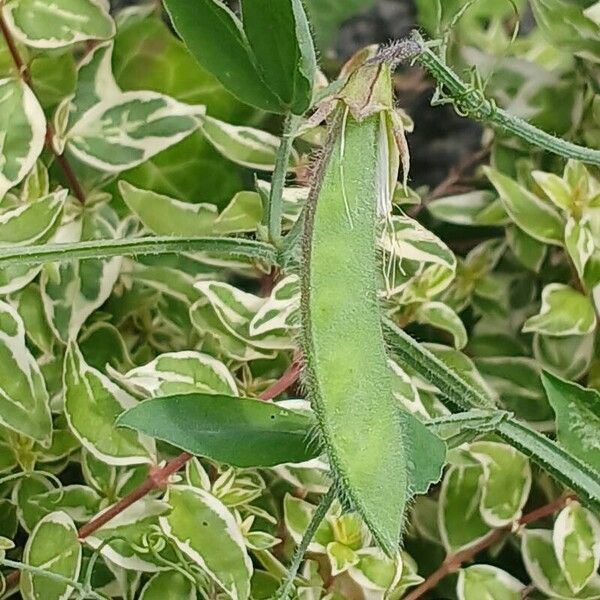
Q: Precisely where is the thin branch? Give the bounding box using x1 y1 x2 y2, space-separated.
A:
403 493 576 600
0 7 86 204
2 360 302 592
275 486 336 600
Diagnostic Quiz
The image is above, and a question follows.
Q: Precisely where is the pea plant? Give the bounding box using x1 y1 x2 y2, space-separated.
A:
0 0 599 599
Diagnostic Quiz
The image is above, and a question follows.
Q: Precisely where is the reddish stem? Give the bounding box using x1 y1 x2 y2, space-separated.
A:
0 9 86 204
403 493 575 600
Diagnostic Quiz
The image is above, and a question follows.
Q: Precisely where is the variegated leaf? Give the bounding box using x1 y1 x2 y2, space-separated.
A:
20 511 81 600
523 283 597 337
161 485 253 600
65 91 205 172
457 565 525 600
41 207 121 342
0 78 46 199
110 350 237 398
3 0 115 49
139 571 196 600
0 301 52 446
63 342 155 466
553 501 600 594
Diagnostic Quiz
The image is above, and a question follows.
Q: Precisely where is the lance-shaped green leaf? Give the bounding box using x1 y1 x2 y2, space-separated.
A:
65 91 205 172
119 181 217 236
160 485 253 600
0 301 51 446
469 441 531 527
111 351 237 398
523 283 597 337
240 0 316 114
0 78 46 199
118 394 316 467
86 497 170 572
553 501 600 594
3 0 114 49
41 208 122 342
522 529 600 600
140 571 196 600
484 167 564 245
457 565 525 600
163 0 284 113
64 342 155 466
439 464 490 552
199 116 296 171
20 512 81 600
542 372 600 474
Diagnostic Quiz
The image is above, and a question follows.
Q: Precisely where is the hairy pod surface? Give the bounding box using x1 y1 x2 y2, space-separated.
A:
301 107 407 554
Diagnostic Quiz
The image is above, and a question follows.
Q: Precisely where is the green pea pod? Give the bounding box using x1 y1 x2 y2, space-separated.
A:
301 52 409 554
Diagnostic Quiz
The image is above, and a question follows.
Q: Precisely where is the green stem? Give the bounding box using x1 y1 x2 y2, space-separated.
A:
268 113 297 247
410 32 600 166
382 317 600 513
275 486 336 600
0 236 279 268
0 559 105 600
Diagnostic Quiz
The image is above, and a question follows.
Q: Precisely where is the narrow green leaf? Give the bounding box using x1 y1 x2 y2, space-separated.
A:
240 0 316 113
541 371 600 474
163 0 284 113
118 394 316 467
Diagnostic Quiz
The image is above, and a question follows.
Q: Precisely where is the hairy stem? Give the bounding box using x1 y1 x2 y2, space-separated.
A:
0 236 279 268
0 7 87 203
268 113 298 247
404 493 575 600
275 486 336 600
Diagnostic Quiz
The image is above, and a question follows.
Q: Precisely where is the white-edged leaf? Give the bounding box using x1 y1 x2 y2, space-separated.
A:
200 115 297 171
283 493 334 554
469 441 531 527
160 485 252 600
139 571 196 600
428 191 506 226
523 283 597 336
63 341 155 466
553 501 600 594
348 547 403 596
0 78 46 199
439 464 490 552
506 226 547 272
484 166 564 245
29 485 102 523
457 565 525 600
522 529 600 600
565 217 595 279
119 181 217 236
110 350 237 398
20 511 81 600
41 207 122 342
3 0 115 48
66 91 205 172
532 170 573 212
416 301 468 349
0 300 51 445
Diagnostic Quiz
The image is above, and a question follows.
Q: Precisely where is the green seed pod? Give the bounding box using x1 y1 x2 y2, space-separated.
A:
301 52 409 554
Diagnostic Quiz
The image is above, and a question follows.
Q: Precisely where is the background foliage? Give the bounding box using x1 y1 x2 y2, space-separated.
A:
0 0 599 599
